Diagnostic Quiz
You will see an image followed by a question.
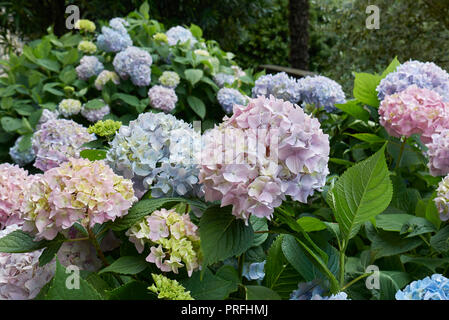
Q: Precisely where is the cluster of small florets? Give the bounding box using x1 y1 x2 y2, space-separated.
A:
194 49 209 57
94 70 120 90
297 75 346 112
106 112 202 199
32 119 95 171
58 99 82 117
0 164 33 228
97 18 132 52
377 60 449 102
433 175 449 221
242 261 266 281
74 19 96 33
0 225 55 300
165 26 197 47
213 73 236 88
148 85 178 112
113 46 152 86
81 103 110 122
199 95 330 222
37 109 59 129
289 281 349 300
77 40 97 54
126 208 201 276
159 71 180 89
9 136 36 167
217 88 248 114
378 85 449 144
88 119 122 137
153 33 168 43
148 274 194 300
425 129 449 176
395 274 449 300
252 72 301 104
22 157 137 240
76 55 104 81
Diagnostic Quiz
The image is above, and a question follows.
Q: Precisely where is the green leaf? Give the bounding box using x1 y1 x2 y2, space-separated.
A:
250 216 268 247
347 133 386 144
430 226 449 253
139 1 150 19
381 57 401 78
106 281 153 300
111 197 207 231
1 117 22 132
245 285 281 300
112 93 141 107
353 72 382 107
264 235 302 299
400 255 449 273
200 205 254 266
62 49 79 66
296 216 327 232
187 95 206 119
334 100 370 121
376 214 415 232
99 256 148 275
182 268 237 300
18 133 33 152
45 259 103 300
80 149 107 161
189 24 203 39
39 238 64 267
36 58 60 72
375 271 410 300
328 144 392 242
185 69 204 86
0 230 48 253
84 99 106 110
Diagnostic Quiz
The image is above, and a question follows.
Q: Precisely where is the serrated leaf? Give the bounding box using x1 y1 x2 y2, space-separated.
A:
430 226 449 253
347 133 385 144
335 100 370 121
185 69 203 86
80 149 107 161
250 216 268 247
112 93 141 107
99 256 148 275
296 216 327 232
245 285 281 300
0 230 48 253
182 268 237 300
381 57 401 78
187 95 206 119
106 280 153 300
353 72 382 107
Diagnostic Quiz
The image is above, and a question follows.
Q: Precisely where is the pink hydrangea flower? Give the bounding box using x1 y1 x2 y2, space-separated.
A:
378 85 449 144
199 95 330 222
22 158 137 240
426 129 449 176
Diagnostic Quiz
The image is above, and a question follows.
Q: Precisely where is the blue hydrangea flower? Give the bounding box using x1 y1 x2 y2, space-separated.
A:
242 261 266 281
290 281 349 300
252 72 301 104
9 136 36 167
97 18 132 52
113 46 152 87
297 75 346 112
166 26 197 47
217 88 248 114
395 274 449 300
106 112 202 199
377 60 449 102
213 73 236 88
76 56 104 81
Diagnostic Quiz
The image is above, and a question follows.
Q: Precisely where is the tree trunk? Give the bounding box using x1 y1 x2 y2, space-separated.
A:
289 0 309 70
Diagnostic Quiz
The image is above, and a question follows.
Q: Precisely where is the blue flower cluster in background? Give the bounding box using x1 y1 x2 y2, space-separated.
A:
297 75 346 112
395 274 449 300
217 88 248 114
97 18 132 53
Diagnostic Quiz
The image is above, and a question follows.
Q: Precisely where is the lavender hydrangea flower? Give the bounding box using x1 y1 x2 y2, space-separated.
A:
166 26 197 47
217 88 248 114
32 119 95 171
426 129 449 176
113 46 152 86
377 60 449 102
242 261 266 281
297 75 346 112
37 109 59 129
81 103 110 122
148 85 178 112
252 72 301 104
106 112 202 199
97 18 132 53
395 274 449 300
76 56 104 81
213 73 236 88
9 136 36 167
290 281 348 300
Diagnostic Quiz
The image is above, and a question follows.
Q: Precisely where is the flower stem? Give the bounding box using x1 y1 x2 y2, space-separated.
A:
341 272 373 291
395 138 406 170
87 226 109 267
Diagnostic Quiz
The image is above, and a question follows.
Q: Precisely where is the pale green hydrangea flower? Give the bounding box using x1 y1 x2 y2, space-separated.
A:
148 274 193 300
153 33 168 43
88 119 122 137
78 40 97 54
74 19 96 32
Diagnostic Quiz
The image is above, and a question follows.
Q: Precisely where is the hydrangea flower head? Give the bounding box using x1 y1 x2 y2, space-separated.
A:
81 103 110 123
242 261 266 281
159 71 180 88
297 75 346 112
148 85 178 112
77 40 97 54
194 49 209 56
252 72 301 104
396 274 449 300
377 60 449 102
213 73 235 88
378 85 449 143
58 99 82 117
94 70 120 90
113 46 152 86
0 224 55 300
76 56 104 81
153 33 168 43
32 119 95 171
9 136 36 167
426 129 449 176
88 119 122 137
289 281 349 300
74 19 96 32
97 18 132 52
106 112 202 199
217 88 248 114
166 26 197 47
37 109 59 129
199 95 330 222
22 158 137 240
149 274 193 300
126 208 201 276
433 175 449 221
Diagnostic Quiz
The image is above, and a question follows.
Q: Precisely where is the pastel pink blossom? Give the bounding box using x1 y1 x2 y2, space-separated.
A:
199 95 330 223
378 85 449 144
426 129 449 176
22 158 137 240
